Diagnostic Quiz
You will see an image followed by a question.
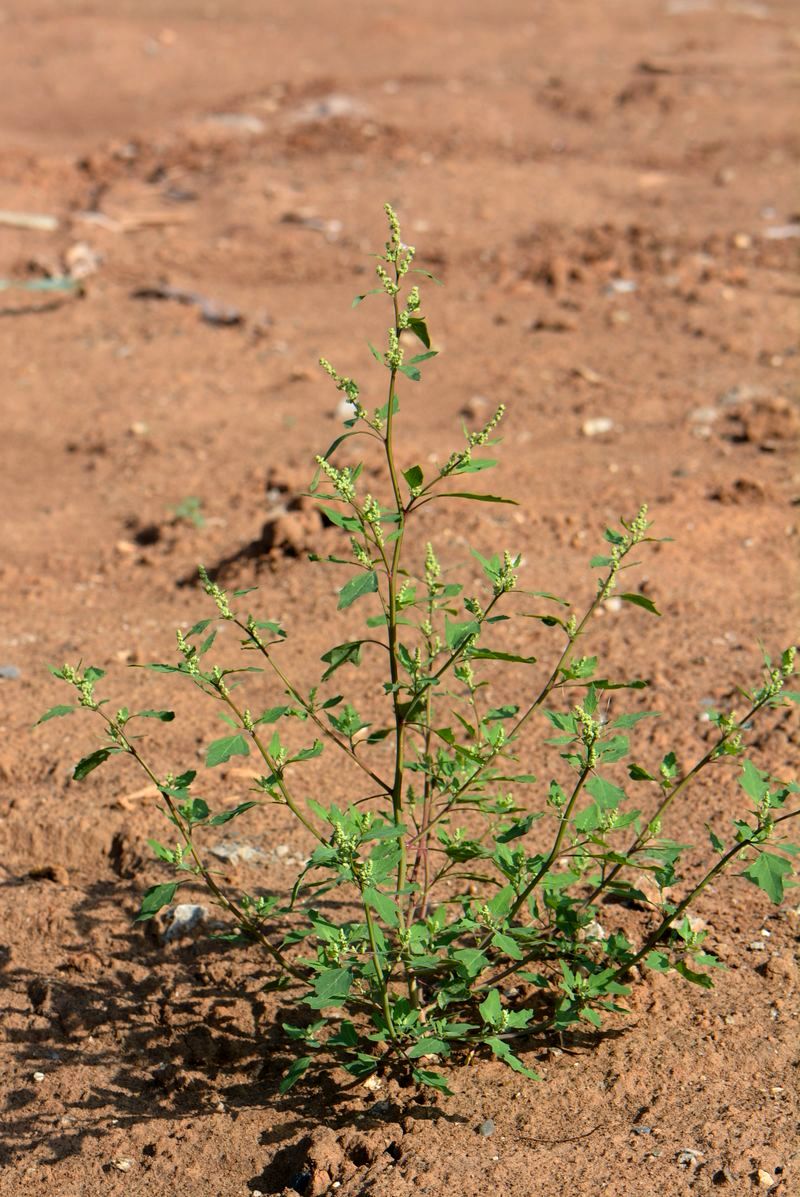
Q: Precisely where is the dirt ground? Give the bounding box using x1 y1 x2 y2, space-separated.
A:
1 1 798 1194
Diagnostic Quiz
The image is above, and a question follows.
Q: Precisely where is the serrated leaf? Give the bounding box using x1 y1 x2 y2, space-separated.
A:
363 887 400 926
407 316 431 347
208 800 258 826
206 733 250 768
320 640 364 681
743 851 793 903
412 1068 453 1094
619 593 661 616
338 570 379 611
73 747 115 780
674 960 714 989
36 705 75 725
136 881 180 921
469 649 537 665
436 492 518 505
739 759 770 804
445 617 480 652
478 989 502 1026
305 968 353 1009
485 1037 541 1080
279 1055 313 1093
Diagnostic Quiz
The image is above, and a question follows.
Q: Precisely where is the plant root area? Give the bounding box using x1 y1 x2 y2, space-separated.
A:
0 2 798 1195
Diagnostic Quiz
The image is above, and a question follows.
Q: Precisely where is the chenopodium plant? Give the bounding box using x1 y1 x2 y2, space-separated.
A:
42 205 799 1096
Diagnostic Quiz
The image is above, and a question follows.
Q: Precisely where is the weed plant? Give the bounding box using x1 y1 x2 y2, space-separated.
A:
42 207 799 1096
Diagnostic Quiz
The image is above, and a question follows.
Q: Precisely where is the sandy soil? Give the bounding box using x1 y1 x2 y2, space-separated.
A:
0 1 798 1194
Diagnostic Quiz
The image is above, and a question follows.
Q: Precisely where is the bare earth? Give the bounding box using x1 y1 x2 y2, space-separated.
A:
1 1 798 1194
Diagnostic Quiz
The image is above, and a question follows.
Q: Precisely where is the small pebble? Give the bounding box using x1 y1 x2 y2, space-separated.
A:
479 1118 495 1137
581 416 614 437
111 1158 133 1172
757 1170 774 1188
0 665 20 680
633 1126 652 1135
605 596 622 613
162 903 207 942
32 1071 45 1082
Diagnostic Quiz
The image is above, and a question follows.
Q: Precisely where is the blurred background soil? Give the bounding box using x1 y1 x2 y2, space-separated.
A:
0 1 798 1194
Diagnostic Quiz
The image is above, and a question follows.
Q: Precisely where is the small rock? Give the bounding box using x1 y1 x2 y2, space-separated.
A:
764 224 800 240
688 405 719 425
0 665 20 680
32 1071 45 1083
633 1126 652 1135
274 844 290 858
290 93 366 123
363 1074 382 1092
479 1118 495 1137
204 112 265 135
111 1158 134 1173
748 940 766 951
65 241 101 280
581 416 614 437
757 1170 774 1188
162 904 207 942
605 596 623 613
677 1148 702 1168
209 840 267 865
604 278 637 294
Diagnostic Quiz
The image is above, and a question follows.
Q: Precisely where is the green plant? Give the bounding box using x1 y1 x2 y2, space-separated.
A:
40 206 799 1097
171 495 206 529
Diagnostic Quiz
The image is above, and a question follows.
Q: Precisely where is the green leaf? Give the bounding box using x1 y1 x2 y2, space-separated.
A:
134 709 176 722
206 733 250 768
644 950 670 973
256 706 290 725
363 887 400 926
445 617 480 652
147 839 174 863
137 881 180 921
403 465 424 490
352 288 383 307
470 649 536 665
743 851 793 903
412 1068 453 1095
619 593 661 616
452 948 489 978
739 759 770 804
674 960 714 989
407 1038 450 1059
208 801 259 826
407 316 431 347
279 1055 313 1093
485 1037 541 1080
436 492 518 505
478 989 502 1026
398 362 421 382
707 825 725 854
36 704 75 725
320 641 364 681
73 747 115 780
491 931 523 960
306 968 353 1010
318 504 362 532
338 570 379 611
611 711 659 730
